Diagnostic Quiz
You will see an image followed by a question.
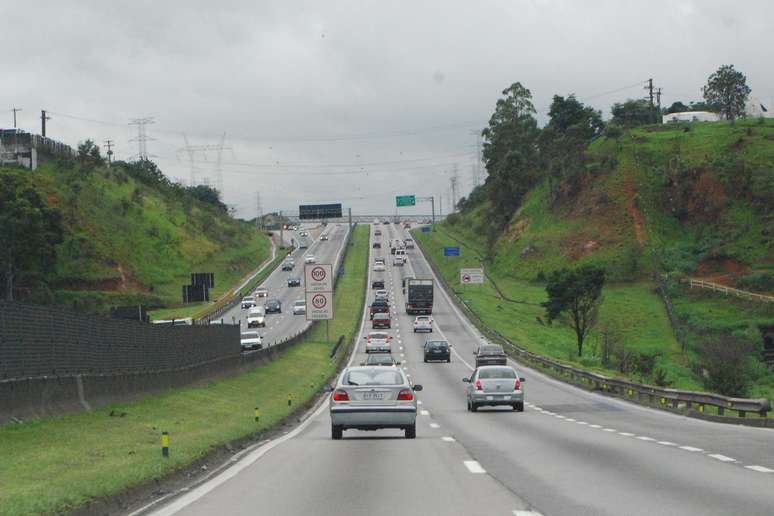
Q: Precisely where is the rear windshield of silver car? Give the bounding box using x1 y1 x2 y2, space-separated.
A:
345 369 403 386
478 368 516 379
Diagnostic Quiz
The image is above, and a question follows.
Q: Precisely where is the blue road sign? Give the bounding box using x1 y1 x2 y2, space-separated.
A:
444 246 460 257
421 226 430 233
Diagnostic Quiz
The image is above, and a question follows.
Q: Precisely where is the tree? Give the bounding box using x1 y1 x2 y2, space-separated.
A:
185 184 227 212
0 171 64 300
665 101 689 114
611 99 657 127
703 64 751 121
542 265 606 356
547 94 604 139
481 82 540 233
77 139 104 167
701 335 752 396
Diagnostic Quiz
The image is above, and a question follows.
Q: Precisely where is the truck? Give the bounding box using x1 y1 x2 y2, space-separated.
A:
406 279 433 315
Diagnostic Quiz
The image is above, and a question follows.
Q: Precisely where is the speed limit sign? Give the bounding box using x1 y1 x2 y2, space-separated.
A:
305 291 333 320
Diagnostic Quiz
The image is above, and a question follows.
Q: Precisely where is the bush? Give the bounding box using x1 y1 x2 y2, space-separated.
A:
737 272 774 293
446 212 462 226
701 335 753 396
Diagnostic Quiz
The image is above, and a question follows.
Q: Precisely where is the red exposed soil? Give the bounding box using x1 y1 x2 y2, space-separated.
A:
623 170 646 247
696 257 748 286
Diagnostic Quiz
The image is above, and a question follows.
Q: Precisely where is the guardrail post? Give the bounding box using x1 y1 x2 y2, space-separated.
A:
738 409 746 418
718 406 724 416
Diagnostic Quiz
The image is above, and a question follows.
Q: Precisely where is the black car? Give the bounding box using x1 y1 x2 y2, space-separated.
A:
265 299 282 313
361 353 398 367
287 277 301 287
474 344 507 367
372 279 385 289
424 340 451 363
373 242 381 249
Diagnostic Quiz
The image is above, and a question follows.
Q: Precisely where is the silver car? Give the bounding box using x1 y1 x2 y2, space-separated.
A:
364 331 392 353
463 366 525 412
329 366 423 439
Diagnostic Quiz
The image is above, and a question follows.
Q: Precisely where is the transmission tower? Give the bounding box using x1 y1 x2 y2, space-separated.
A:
129 117 155 160
176 132 233 190
449 165 459 213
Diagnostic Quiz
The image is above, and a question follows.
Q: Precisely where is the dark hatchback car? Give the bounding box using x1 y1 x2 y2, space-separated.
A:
372 312 391 329
474 345 507 367
287 277 301 287
373 242 381 248
372 279 385 289
361 353 399 367
264 299 282 313
424 340 451 363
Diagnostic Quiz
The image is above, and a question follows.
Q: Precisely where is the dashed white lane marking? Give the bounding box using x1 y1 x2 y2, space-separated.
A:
555 415 566 419
657 441 677 446
441 436 455 442
709 454 736 463
513 511 544 516
565 418 576 422
576 421 588 425
420 410 430 416
745 465 774 473
679 446 703 452
417 400 423 405
429 423 440 429
636 436 655 442
400 353 405 357
618 432 635 437
463 460 486 474
589 424 602 429
603 428 616 432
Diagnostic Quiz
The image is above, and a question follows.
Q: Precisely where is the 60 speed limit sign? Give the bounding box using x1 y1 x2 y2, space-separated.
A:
305 291 333 320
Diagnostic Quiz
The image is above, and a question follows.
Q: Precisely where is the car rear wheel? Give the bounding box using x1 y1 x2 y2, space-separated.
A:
470 402 479 412
514 402 524 412
423 357 428 363
331 425 343 440
405 424 416 439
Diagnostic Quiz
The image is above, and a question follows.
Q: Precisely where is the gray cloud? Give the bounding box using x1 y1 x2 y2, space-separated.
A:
2 0 772 217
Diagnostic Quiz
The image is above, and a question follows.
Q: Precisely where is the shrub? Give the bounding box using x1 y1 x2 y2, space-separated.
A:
737 272 774 293
701 335 753 396
446 212 462 226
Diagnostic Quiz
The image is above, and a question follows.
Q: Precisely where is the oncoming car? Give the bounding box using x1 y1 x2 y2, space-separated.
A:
265 298 282 314
241 296 256 310
463 366 525 412
240 331 263 351
287 277 301 287
329 366 423 439
255 287 269 298
246 306 266 328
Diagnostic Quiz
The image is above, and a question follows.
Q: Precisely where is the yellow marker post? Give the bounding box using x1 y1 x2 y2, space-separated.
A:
287 393 293 407
255 407 261 423
161 431 170 458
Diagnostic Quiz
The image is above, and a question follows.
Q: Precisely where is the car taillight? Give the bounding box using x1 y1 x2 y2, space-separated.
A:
397 389 414 400
515 378 521 390
332 389 349 401
475 379 483 390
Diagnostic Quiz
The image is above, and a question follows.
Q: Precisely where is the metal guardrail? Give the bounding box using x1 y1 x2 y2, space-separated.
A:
413 233 771 421
687 278 774 303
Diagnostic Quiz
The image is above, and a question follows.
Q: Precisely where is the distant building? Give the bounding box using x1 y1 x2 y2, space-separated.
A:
745 97 774 118
0 129 75 170
662 111 721 124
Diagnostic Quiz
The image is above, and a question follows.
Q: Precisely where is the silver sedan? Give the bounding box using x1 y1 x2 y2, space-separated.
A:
463 366 524 412
329 366 423 439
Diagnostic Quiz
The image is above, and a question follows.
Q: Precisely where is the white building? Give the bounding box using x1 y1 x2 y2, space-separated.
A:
662 111 721 124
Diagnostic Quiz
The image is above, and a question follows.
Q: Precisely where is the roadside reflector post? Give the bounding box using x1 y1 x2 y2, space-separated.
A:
255 407 260 423
161 431 170 458
698 404 705 413
287 393 293 407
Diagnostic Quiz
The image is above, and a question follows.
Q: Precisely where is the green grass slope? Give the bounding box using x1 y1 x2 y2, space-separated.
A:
4 160 270 312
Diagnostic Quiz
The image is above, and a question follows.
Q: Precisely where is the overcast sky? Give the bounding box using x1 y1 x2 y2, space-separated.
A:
3 0 773 218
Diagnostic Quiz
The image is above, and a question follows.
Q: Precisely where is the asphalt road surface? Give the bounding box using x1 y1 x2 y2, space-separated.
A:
146 223 774 516
220 223 349 349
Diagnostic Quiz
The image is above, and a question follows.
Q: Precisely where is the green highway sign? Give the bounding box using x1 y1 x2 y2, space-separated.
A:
396 195 416 207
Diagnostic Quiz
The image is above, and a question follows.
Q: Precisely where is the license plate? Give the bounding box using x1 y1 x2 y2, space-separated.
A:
363 392 385 400
486 396 494 401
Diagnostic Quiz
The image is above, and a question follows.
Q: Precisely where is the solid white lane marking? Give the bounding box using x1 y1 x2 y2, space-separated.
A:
679 446 703 452
657 441 677 446
603 428 616 432
745 465 774 473
441 436 455 442
709 454 736 462
618 432 635 437
636 436 655 441
464 460 486 474
429 423 440 429
420 410 430 416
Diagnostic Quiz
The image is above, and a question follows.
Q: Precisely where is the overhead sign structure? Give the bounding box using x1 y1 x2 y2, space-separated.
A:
396 195 416 207
304 263 333 293
299 203 342 220
444 246 461 257
305 291 334 320
460 268 485 284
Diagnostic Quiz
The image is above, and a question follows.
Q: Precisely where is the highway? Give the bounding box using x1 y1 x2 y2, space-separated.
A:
146 223 774 516
219 223 350 349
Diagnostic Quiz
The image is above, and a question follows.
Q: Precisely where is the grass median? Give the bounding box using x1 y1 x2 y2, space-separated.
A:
0 225 368 516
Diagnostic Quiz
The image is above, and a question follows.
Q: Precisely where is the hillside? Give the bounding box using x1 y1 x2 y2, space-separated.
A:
420 119 774 400
1 159 270 313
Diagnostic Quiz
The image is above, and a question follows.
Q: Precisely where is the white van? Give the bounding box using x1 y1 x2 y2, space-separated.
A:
247 306 266 328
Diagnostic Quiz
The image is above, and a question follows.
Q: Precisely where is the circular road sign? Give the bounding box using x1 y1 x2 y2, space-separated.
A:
462 274 471 283
310 266 327 282
311 293 328 309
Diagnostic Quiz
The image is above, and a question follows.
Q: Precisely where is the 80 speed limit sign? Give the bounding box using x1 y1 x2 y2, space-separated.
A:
305 291 333 320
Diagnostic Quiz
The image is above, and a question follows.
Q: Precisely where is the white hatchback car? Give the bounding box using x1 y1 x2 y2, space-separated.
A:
374 289 389 301
413 315 433 333
364 331 392 353
305 254 316 264
292 299 306 315
373 262 385 272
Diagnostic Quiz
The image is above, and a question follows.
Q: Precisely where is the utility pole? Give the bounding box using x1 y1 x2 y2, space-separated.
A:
656 87 663 114
255 192 262 230
279 210 284 248
12 107 22 128
129 117 155 160
645 79 654 108
40 110 51 137
431 196 435 225
104 139 114 167
348 207 352 234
